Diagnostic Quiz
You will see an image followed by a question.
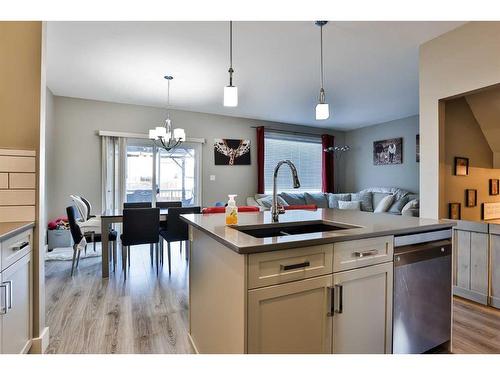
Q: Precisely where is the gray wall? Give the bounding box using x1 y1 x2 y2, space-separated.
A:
46 96 345 220
344 115 419 193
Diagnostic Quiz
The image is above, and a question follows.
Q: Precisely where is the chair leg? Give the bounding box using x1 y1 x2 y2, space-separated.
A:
92 232 96 252
150 244 154 267
128 246 131 268
113 241 117 272
76 248 82 268
85 244 87 255
167 242 171 276
186 240 190 262
156 243 159 276
185 241 189 261
122 245 127 280
160 240 163 265
71 244 78 276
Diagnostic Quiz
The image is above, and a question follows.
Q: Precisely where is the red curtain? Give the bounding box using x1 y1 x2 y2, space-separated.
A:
257 126 265 194
321 134 335 193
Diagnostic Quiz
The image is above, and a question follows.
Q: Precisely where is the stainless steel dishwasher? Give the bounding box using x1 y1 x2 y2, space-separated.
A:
392 229 453 354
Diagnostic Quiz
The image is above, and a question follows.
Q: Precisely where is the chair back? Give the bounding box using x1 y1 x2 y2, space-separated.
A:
66 206 84 244
165 206 201 242
123 202 152 209
122 208 160 246
78 196 93 218
70 195 88 221
156 201 182 209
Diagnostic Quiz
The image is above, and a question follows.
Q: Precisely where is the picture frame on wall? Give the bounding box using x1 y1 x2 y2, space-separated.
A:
490 179 499 196
465 189 477 207
373 137 403 165
449 202 461 220
454 156 469 176
214 138 251 165
416 134 420 163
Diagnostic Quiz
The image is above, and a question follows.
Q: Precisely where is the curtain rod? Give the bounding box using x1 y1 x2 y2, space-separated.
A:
251 126 325 138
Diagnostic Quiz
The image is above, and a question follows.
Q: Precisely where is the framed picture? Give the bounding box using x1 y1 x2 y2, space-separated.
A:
490 179 499 195
454 157 469 176
214 139 251 165
449 202 461 220
373 137 403 165
416 134 420 163
465 189 477 207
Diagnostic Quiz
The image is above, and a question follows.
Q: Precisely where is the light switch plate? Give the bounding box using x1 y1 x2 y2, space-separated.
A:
210 175 216 181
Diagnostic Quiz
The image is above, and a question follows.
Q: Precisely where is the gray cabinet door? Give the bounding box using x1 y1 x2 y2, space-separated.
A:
332 262 393 354
247 275 333 354
491 234 500 308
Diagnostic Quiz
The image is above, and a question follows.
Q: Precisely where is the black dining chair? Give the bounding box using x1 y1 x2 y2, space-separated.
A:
120 208 160 279
155 201 182 231
123 202 152 208
159 206 201 275
66 206 118 275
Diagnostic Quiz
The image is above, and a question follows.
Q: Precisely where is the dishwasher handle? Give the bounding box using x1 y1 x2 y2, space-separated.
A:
394 240 452 267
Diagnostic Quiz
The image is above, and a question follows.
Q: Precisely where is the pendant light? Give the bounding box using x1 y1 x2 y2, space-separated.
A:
223 21 238 107
315 21 329 120
149 75 186 152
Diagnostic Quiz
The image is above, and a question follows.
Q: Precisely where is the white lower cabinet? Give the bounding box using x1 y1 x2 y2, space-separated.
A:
247 274 333 354
332 262 393 354
491 234 500 308
247 262 393 354
0 253 32 354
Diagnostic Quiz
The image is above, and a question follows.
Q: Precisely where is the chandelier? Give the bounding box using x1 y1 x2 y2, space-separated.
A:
149 75 186 152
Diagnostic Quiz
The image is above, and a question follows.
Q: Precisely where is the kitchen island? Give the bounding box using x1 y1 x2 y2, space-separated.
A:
181 209 454 354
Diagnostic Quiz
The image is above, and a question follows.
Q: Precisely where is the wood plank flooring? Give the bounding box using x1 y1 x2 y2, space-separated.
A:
45 245 500 354
452 296 500 354
45 242 194 354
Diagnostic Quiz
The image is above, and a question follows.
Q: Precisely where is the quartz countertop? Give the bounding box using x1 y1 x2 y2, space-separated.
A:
0 222 35 241
181 209 454 254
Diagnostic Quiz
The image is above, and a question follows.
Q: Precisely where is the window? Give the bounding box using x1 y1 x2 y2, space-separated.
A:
264 131 322 194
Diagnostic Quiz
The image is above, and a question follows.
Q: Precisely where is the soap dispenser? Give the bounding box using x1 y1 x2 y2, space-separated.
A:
225 194 238 225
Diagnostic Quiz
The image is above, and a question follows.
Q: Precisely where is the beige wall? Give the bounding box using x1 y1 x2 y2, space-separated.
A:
419 21 500 219
47 96 345 220
0 22 42 150
444 97 500 221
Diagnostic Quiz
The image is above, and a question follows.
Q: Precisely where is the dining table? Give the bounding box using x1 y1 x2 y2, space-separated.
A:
100 208 169 278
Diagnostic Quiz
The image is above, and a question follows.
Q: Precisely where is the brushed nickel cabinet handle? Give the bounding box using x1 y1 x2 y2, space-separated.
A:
327 286 335 317
4 281 12 309
280 261 310 271
0 284 7 315
335 284 343 314
354 249 378 258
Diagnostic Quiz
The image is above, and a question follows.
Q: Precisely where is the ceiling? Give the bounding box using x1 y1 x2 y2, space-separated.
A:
46 21 465 130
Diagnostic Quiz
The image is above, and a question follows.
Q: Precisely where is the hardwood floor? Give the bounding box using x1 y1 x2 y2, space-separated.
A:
46 246 500 354
45 242 194 354
452 296 500 354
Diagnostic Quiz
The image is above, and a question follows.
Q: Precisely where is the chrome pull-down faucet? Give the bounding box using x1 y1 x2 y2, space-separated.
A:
272 160 301 222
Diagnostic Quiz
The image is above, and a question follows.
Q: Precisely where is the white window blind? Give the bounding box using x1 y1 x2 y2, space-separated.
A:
264 131 322 194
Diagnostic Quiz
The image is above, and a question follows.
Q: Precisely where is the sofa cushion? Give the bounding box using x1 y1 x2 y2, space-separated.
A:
372 192 391 209
351 192 374 212
256 195 288 208
304 192 329 208
280 192 307 206
374 195 395 213
389 196 410 214
402 198 419 214
338 201 361 210
327 193 351 208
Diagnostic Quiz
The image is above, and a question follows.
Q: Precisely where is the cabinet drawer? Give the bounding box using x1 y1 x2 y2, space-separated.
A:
1 229 32 272
333 236 393 272
248 244 333 289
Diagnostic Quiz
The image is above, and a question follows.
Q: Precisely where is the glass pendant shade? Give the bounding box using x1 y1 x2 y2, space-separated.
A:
316 103 329 120
224 85 238 107
173 128 186 141
149 129 157 139
155 126 167 138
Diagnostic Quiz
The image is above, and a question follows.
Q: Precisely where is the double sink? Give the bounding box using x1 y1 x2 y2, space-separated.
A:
234 221 360 239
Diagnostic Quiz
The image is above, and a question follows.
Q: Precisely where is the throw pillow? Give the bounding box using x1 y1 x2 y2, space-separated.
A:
374 194 395 213
280 192 307 206
304 192 329 208
256 195 288 209
401 199 419 214
389 196 410 214
351 192 374 212
327 193 351 208
338 200 361 210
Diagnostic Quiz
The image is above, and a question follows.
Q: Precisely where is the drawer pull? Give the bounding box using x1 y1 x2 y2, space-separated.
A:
354 249 378 258
11 241 29 251
280 261 310 271
335 284 343 314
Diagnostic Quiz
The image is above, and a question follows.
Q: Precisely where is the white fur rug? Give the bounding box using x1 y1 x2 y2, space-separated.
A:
45 244 102 261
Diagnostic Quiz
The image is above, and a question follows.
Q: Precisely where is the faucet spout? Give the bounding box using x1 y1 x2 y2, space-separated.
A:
272 160 301 222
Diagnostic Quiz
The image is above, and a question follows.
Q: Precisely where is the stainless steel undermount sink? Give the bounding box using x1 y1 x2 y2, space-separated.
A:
234 221 359 238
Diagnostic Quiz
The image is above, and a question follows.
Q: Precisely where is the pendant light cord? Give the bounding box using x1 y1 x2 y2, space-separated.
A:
320 23 324 90
228 21 234 86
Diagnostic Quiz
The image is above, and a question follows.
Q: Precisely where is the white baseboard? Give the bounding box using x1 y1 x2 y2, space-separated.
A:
29 326 50 354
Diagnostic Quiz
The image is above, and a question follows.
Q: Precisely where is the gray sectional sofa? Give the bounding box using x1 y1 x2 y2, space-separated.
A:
247 187 420 217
